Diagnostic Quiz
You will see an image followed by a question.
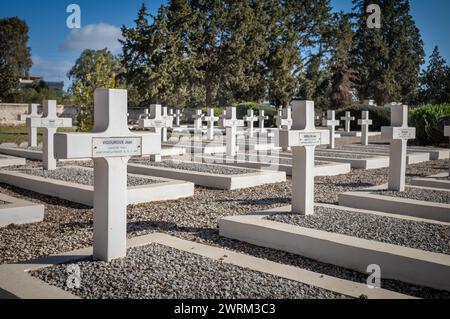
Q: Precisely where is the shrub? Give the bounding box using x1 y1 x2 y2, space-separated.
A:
410 104 450 146
336 105 390 131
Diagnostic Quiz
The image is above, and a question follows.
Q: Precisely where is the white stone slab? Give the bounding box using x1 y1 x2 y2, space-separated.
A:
0 155 26 167
0 166 194 207
339 184 450 222
410 172 450 190
127 160 286 190
0 145 90 162
219 204 450 291
0 193 45 227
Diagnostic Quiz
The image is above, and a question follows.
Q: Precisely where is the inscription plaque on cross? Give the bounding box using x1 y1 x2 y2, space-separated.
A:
243 109 258 138
381 104 416 191
174 109 183 127
444 126 450 175
54 89 161 261
27 100 72 170
222 107 244 157
204 108 218 140
340 111 355 133
192 109 205 133
258 110 269 133
279 100 329 215
322 110 340 149
21 103 41 147
358 111 373 146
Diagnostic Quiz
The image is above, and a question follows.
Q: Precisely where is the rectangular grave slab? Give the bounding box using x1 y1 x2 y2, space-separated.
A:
219 204 450 291
0 193 44 227
410 173 450 190
339 184 450 222
346 144 449 161
0 233 410 299
127 159 286 190
0 155 26 167
198 155 351 177
313 151 389 169
0 166 194 206
331 146 430 164
336 131 381 137
0 145 90 162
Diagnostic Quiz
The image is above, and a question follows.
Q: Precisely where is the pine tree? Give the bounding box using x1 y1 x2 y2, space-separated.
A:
419 46 450 104
351 0 424 105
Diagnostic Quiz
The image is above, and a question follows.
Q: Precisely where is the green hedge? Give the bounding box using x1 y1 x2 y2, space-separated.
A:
410 104 450 146
336 105 390 132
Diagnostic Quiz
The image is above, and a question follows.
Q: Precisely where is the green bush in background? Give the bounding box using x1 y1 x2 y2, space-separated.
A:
336 105 391 132
410 104 450 146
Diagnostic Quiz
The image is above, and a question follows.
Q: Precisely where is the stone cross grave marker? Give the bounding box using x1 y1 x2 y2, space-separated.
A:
358 111 373 146
21 103 41 147
340 111 355 133
258 110 268 133
444 126 450 174
138 108 149 120
174 109 183 127
282 107 293 129
27 100 72 170
279 100 329 215
54 89 161 261
192 109 205 133
161 107 173 142
243 109 258 138
322 110 340 149
223 107 244 157
218 110 227 128
204 108 219 140
381 104 416 191
274 108 283 129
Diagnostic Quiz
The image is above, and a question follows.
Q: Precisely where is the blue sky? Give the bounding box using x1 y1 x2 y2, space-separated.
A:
1 0 449 90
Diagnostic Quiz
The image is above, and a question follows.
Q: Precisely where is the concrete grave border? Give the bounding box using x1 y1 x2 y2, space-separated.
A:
0 165 194 206
339 184 450 222
0 154 26 167
128 160 286 190
343 144 449 161
0 193 45 227
410 172 450 190
0 145 90 162
0 232 413 299
219 204 450 292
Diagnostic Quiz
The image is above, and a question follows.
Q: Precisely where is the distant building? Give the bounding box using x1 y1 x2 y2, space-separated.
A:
19 76 64 91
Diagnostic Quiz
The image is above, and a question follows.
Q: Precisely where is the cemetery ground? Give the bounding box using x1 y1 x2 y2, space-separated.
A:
0 156 449 299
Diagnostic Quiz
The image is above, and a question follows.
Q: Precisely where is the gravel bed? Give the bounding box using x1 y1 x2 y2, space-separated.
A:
2 159 450 298
14 167 162 187
339 147 424 156
31 243 345 299
315 151 376 159
131 159 257 175
266 206 450 255
372 187 449 204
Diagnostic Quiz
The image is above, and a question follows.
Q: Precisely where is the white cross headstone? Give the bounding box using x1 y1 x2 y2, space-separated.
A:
138 108 150 120
21 103 40 147
223 107 244 157
279 100 329 215
381 105 416 191
161 107 173 142
192 109 205 132
218 110 227 128
282 107 293 130
204 108 218 140
358 111 373 146
340 111 355 133
243 109 258 138
258 110 268 133
444 126 450 175
322 110 340 149
54 89 161 261
174 109 183 127
27 100 72 170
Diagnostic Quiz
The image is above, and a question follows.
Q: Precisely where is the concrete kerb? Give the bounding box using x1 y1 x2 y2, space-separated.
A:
339 184 450 222
127 161 286 190
0 193 45 227
219 204 450 292
0 165 194 206
0 232 414 299
0 154 26 167
410 172 450 190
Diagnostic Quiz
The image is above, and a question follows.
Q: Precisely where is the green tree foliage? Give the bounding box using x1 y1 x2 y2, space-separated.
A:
67 49 124 131
0 17 32 100
351 0 424 105
419 46 450 105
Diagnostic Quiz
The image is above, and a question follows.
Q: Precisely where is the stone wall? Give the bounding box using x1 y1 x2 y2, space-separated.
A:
0 103 77 125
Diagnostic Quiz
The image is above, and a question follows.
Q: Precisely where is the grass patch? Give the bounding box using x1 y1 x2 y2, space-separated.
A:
0 124 77 145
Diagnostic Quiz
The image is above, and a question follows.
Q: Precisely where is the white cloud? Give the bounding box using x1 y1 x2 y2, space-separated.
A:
59 23 123 53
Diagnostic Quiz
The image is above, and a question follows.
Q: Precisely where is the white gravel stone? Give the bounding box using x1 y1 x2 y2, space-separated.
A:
373 187 449 204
